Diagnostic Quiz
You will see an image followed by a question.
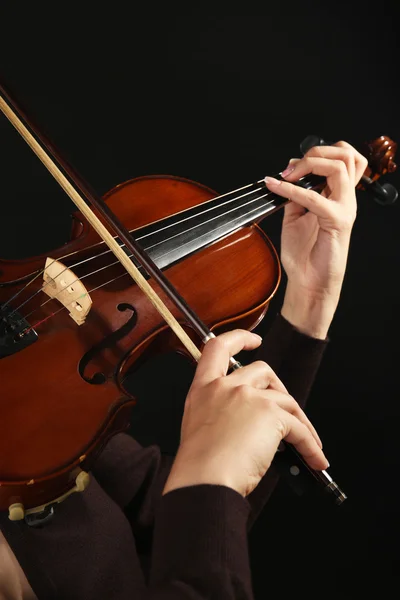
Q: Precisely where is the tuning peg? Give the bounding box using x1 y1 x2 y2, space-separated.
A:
360 176 398 205
300 135 327 155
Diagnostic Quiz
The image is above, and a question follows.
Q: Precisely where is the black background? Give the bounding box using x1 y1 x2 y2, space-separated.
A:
1 8 400 598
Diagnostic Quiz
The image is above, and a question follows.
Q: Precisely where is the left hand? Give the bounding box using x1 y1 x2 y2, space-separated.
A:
264 141 368 339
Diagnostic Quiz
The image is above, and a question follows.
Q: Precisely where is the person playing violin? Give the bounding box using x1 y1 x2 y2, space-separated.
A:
0 141 365 599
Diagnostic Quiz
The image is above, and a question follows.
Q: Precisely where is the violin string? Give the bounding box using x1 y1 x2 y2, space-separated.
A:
20 191 279 328
65 180 266 263
22 256 133 320
24 188 273 319
143 185 271 253
137 181 266 243
21 189 279 323
143 190 280 266
58 180 268 268
21 305 75 335
4 181 266 314
21 276 129 335
2 257 61 311
8 245 127 317
8 182 271 319
24 188 277 319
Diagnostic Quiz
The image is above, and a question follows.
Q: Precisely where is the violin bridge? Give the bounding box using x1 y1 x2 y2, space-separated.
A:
42 257 92 325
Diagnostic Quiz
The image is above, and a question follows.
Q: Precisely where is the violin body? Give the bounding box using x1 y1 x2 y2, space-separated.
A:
0 175 280 514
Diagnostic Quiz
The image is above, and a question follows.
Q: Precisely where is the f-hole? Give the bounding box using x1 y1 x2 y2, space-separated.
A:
78 303 138 384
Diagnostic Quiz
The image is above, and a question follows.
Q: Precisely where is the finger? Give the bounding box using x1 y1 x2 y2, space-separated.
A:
287 157 301 166
194 329 262 386
300 145 356 186
287 156 331 204
263 390 322 447
276 156 351 201
264 176 340 228
333 140 368 186
290 141 367 187
275 407 329 470
227 360 288 393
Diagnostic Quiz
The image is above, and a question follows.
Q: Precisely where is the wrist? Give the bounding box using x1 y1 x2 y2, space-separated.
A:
281 284 339 339
163 451 243 497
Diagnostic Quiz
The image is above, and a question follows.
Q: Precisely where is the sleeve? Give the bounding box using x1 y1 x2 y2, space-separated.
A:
93 439 256 598
254 312 329 409
91 433 175 555
245 312 329 530
149 485 254 598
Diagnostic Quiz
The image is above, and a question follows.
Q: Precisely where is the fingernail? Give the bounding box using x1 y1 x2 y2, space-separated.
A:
264 176 281 186
281 165 296 178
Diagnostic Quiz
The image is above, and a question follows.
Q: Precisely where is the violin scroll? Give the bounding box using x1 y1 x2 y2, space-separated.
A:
300 134 398 206
363 135 397 177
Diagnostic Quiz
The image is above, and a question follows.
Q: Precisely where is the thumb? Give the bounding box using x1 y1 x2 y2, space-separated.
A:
283 200 306 224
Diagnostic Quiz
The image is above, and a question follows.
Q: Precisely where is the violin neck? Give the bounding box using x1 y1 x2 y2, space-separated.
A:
134 174 324 272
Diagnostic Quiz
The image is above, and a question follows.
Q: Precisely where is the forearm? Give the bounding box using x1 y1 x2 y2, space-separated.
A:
280 282 338 340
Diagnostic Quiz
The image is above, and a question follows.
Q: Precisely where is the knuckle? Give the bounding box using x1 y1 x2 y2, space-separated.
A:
304 156 316 169
332 159 348 174
305 146 321 158
302 422 312 438
342 149 354 164
235 383 253 401
275 416 288 438
207 336 225 352
262 394 283 415
306 189 320 204
263 395 274 409
338 144 353 157
231 328 247 335
337 141 368 168
359 154 368 170
209 377 226 396
297 421 309 439
253 360 273 376
335 140 353 151
287 394 299 411
211 329 248 350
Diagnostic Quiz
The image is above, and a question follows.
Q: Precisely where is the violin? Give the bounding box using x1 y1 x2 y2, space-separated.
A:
0 84 397 523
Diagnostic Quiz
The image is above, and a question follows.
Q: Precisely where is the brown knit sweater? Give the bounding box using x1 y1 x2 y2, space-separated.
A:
0 314 328 599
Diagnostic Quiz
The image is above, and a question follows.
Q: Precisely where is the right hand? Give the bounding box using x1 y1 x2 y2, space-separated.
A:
163 329 329 498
